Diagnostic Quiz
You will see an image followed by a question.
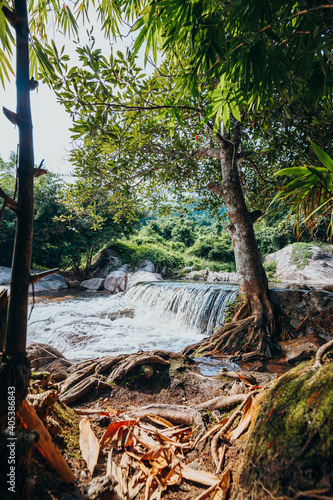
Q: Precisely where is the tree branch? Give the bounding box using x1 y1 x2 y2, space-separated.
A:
207 182 225 197
0 187 19 214
30 268 60 284
189 148 221 160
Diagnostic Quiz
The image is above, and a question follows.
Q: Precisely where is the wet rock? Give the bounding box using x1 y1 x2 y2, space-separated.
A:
279 335 325 364
31 273 68 293
184 269 239 282
90 248 122 278
27 341 72 380
271 288 333 337
213 272 239 282
104 269 131 293
68 280 80 288
43 358 72 382
80 278 105 291
126 271 163 290
137 259 155 273
0 269 69 293
27 341 67 369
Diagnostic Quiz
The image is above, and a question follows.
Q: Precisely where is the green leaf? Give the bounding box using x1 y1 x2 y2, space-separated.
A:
222 105 230 131
213 106 222 137
229 100 241 122
310 141 333 173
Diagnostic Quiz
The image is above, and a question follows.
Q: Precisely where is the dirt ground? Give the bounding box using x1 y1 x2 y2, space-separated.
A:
24 351 282 500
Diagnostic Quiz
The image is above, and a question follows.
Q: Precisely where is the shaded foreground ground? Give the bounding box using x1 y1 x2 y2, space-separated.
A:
20 347 333 500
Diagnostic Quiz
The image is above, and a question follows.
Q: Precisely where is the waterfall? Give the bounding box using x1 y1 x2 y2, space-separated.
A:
125 282 238 335
27 282 238 361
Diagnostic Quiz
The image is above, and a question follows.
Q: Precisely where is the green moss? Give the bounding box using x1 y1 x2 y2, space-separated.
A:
53 402 81 460
290 242 313 270
240 360 333 497
31 370 50 380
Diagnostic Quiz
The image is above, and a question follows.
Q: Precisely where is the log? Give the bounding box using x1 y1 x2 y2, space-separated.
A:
18 400 75 483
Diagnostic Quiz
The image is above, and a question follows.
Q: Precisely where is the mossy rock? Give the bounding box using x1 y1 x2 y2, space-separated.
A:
237 360 333 498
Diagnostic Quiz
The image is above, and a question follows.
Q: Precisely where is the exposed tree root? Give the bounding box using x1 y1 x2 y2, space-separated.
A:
59 361 98 395
211 392 257 468
198 394 247 411
312 338 333 370
108 353 170 382
59 375 99 404
120 403 206 444
184 295 276 358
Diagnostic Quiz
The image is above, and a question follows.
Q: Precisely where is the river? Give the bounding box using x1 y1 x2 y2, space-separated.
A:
27 281 238 365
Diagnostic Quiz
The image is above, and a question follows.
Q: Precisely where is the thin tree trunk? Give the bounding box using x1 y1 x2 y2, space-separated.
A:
5 0 34 357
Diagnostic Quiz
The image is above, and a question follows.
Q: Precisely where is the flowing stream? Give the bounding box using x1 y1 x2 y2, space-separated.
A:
27 281 238 363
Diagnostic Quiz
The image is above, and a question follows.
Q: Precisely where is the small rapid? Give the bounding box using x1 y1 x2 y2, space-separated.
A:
27 281 238 361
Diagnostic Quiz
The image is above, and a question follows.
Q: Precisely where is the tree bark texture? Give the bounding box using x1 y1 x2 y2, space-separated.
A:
5 0 34 356
187 139 275 356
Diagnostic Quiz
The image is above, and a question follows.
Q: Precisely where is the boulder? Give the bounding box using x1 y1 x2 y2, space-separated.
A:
137 259 155 273
80 278 105 291
184 269 239 282
264 244 333 284
90 248 122 278
0 266 11 285
271 288 333 338
0 267 68 293
126 271 163 290
68 280 81 288
27 341 64 366
27 341 72 381
31 273 68 292
104 268 131 293
278 335 325 364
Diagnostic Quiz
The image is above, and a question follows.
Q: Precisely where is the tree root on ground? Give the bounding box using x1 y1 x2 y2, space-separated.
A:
198 394 247 411
211 391 258 469
108 353 170 382
59 376 100 404
120 403 207 445
184 296 276 358
312 338 333 370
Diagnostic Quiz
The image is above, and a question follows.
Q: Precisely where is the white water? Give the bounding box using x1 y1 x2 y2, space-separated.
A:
27 281 238 362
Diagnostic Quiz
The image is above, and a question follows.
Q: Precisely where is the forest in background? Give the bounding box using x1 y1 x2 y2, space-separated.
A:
1 151 331 280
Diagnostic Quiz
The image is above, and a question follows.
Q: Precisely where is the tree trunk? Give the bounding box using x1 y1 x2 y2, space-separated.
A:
1 0 33 422
186 140 276 357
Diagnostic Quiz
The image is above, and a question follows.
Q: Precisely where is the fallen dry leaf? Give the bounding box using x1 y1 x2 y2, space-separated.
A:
228 396 255 441
99 420 136 449
211 469 231 500
181 464 221 486
198 419 229 444
79 417 100 476
146 414 174 428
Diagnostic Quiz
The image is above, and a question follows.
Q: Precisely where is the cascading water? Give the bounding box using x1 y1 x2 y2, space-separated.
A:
126 282 238 335
27 282 238 361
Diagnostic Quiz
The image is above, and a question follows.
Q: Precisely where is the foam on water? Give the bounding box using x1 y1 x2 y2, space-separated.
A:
27 282 238 361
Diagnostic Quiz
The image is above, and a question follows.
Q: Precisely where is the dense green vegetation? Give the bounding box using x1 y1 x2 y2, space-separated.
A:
0 154 139 273
1 152 326 276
